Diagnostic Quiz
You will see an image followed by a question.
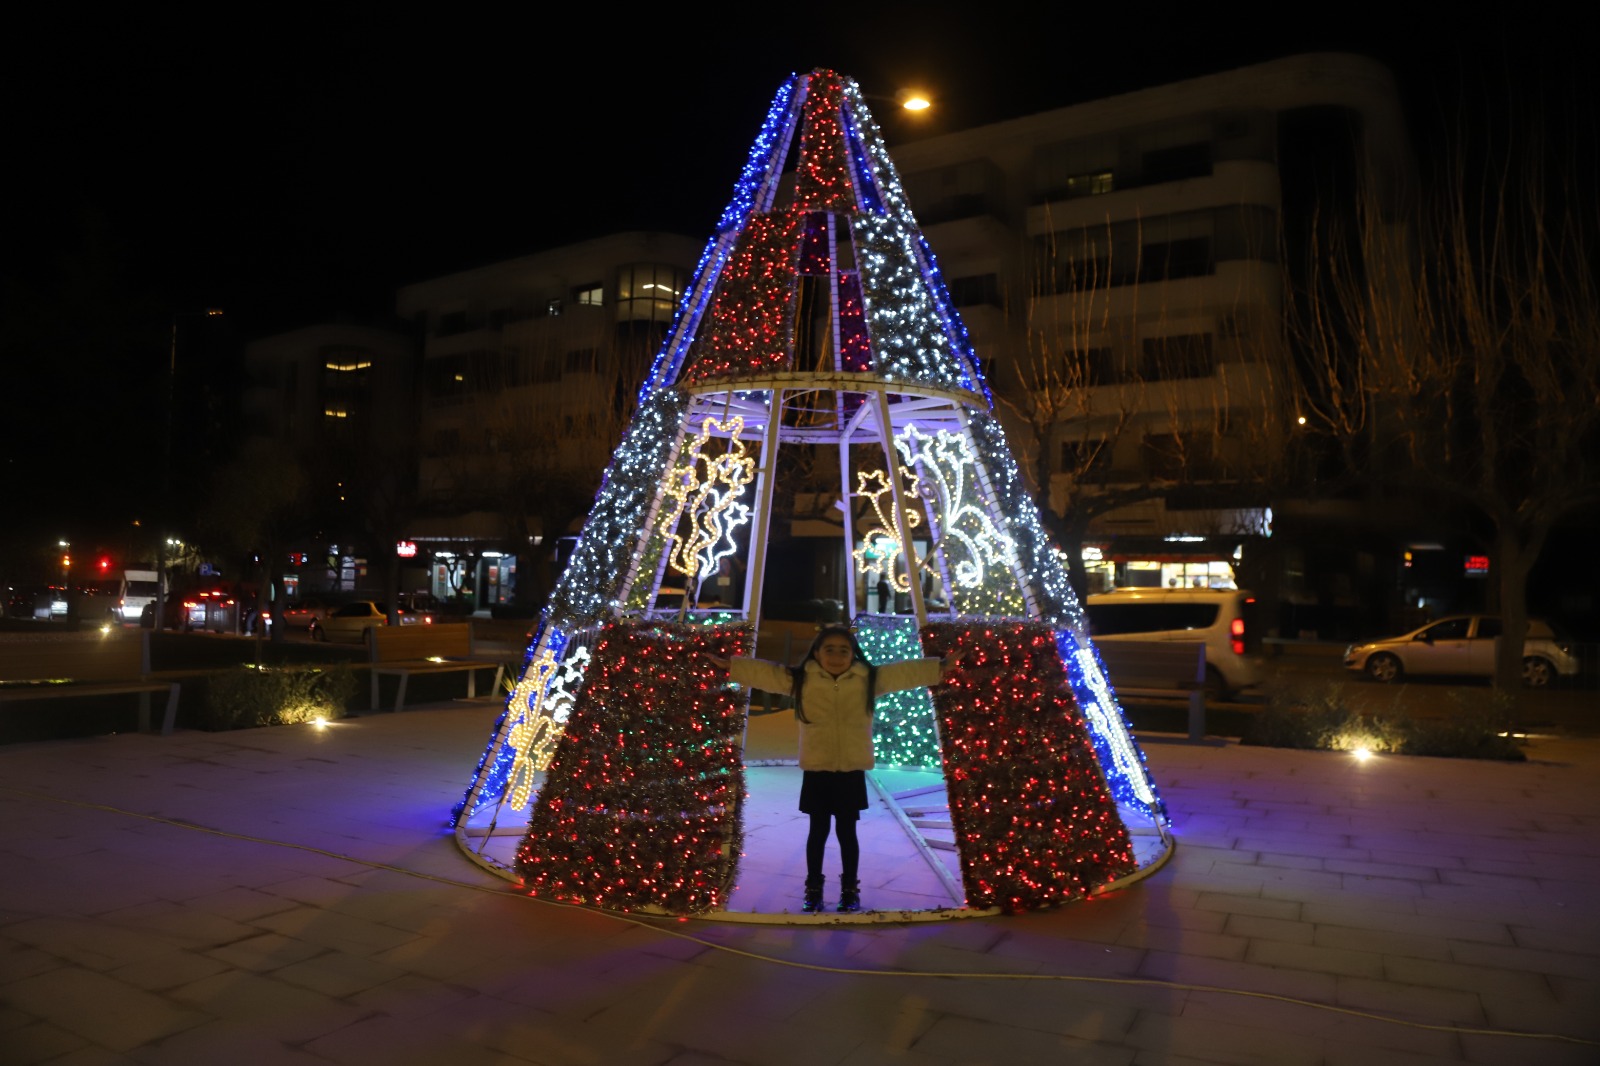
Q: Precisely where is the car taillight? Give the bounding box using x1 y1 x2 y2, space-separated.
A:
1231 617 1246 657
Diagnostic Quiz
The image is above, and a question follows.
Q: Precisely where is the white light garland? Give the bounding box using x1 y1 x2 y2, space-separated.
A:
851 468 924 593
657 415 757 597
896 425 1018 592
539 644 591 725
1073 647 1159 808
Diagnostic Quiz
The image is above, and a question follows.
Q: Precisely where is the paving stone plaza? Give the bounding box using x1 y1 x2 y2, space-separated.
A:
2 701 1596 1064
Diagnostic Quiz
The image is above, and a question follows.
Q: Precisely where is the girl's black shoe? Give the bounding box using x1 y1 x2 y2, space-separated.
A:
802 875 825 913
837 879 861 912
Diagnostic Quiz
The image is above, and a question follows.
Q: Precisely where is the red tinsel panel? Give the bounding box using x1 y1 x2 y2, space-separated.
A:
920 621 1136 912
515 620 754 914
795 72 853 212
685 209 804 382
837 270 870 372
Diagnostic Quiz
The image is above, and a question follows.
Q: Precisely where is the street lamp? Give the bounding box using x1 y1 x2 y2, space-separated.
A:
893 88 932 112
154 309 223 631
856 87 934 146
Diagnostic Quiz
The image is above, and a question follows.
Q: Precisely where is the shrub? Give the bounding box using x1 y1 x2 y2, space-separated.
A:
1242 677 1524 760
200 665 357 731
1243 680 1401 752
1397 689 1525 760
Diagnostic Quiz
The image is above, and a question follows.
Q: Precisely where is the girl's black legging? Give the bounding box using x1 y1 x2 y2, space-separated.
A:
806 812 859 881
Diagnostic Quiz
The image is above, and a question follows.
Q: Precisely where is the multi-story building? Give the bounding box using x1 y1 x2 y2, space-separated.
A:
241 56 1417 634
890 53 1413 627
394 231 702 608
240 323 418 599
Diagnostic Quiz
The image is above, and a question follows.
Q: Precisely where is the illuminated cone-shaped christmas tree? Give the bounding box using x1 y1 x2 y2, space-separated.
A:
453 70 1166 915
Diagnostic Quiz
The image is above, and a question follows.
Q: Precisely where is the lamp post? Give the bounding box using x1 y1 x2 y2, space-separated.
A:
154 309 223 631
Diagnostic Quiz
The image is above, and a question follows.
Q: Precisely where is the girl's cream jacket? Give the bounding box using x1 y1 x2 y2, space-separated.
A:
729 657 942 771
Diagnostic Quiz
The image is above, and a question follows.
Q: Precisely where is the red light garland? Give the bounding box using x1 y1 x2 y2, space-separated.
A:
687 210 805 382
795 73 853 211
920 621 1136 911
515 620 754 914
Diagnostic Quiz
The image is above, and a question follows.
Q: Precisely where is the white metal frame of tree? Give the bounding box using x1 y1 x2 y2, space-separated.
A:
450 69 1172 920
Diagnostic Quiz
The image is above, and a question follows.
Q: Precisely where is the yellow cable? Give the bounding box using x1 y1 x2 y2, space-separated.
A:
5 784 1594 1050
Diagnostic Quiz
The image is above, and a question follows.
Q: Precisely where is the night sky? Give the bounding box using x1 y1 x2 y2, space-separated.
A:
2 6 1574 553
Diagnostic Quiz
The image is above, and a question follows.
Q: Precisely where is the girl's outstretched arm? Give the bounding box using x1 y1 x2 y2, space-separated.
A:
939 654 959 681
706 655 731 670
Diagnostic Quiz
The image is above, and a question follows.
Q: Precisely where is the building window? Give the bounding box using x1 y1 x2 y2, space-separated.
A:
1070 346 1118 386
1140 142 1212 185
545 298 563 317
565 348 598 373
1060 440 1113 481
1062 170 1114 198
1036 225 1216 295
425 350 503 401
1138 236 1213 283
574 283 604 307
1140 433 1212 480
616 263 687 324
437 311 471 337
1140 333 1214 380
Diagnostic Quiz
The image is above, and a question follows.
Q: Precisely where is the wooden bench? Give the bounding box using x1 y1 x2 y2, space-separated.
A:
368 623 505 713
0 631 181 735
1092 639 1207 742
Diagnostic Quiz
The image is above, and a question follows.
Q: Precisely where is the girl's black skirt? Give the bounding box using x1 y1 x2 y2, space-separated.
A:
799 769 868 818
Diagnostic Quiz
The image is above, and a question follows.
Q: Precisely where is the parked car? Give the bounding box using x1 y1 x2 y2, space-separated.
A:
1083 587 1263 699
139 588 239 632
276 600 329 630
311 601 387 643
1344 615 1578 687
309 601 432 643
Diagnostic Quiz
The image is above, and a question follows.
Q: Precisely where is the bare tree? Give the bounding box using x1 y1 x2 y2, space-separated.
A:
1291 115 1600 691
435 325 661 609
198 438 311 653
997 215 1288 599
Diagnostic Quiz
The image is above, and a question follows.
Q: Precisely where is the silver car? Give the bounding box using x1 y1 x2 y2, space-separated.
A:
1344 615 1577 687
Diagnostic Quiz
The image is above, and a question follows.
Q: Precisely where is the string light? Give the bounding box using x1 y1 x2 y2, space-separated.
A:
896 425 1021 612
453 68 1171 911
855 614 942 769
658 416 757 593
921 621 1137 910
515 620 754 914
851 468 924 592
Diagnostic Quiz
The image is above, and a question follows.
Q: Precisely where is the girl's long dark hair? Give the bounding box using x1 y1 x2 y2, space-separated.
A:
790 624 877 724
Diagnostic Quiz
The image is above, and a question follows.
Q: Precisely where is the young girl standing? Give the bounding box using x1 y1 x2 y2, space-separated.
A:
710 625 955 913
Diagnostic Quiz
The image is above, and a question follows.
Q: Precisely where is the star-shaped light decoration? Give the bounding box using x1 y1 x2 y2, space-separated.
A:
658 416 758 601
851 467 926 593
895 425 1018 592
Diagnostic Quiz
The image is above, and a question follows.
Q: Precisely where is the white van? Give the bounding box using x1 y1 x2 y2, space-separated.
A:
119 570 162 624
1084 587 1263 698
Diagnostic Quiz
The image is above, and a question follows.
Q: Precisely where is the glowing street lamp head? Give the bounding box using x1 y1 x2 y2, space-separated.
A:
895 88 932 112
